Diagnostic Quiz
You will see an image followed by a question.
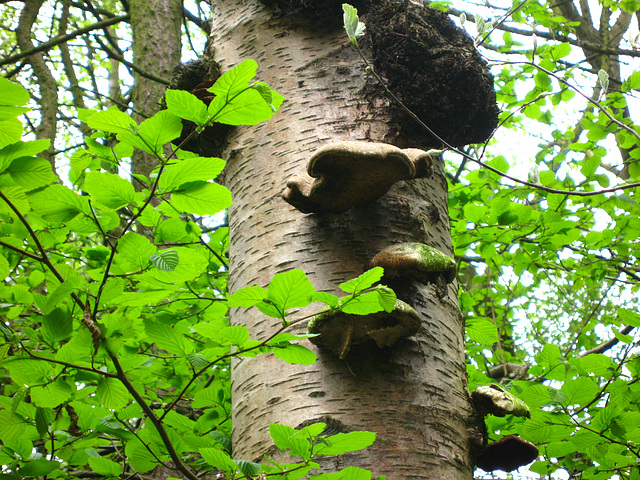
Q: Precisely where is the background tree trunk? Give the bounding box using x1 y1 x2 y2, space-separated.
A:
130 0 182 180
16 0 58 170
212 0 481 477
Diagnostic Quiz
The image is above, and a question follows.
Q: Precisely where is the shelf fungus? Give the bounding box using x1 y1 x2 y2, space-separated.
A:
282 141 436 214
475 435 539 472
308 298 421 359
472 384 531 419
366 242 456 296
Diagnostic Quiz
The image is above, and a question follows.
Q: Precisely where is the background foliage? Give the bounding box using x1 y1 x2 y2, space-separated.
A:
1 0 640 479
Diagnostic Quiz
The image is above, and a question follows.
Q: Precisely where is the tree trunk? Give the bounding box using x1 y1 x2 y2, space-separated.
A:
212 0 483 477
16 0 58 171
130 0 182 180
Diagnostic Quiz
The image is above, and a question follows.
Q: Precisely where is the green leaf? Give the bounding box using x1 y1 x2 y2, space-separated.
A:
209 87 284 126
467 318 499 345
150 246 207 283
618 307 640 327
165 89 209 126
598 69 609 93
0 252 9 280
27 184 88 222
236 460 262 476
266 269 315 315
200 448 237 473
30 378 72 408
312 466 373 480
0 409 27 441
35 407 50 437
0 105 30 121
577 353 615 377
187 352 209 370
42 308 73 344
159 156 226 192
96 377 130 409
550 42 571 60
252 81 277 111
6 156 55 190
117 232 156 271
18 459 61 477
228 285 267 307
4 358 52 385
193 386 223 408
272 343 317 365
85 108 137 134
117 109 182 155
374 286 396 312
144 318 194 355
171 181 232 215
125 441 158 473
0 118 22 147
340 290 388 315
0 185 29 214
536 343 561 371
84 171 135 209
316 431 376 455
342 4 366 46
210 59 258 98
218 325 251 346
313 291 340 308
0 78 30 106
339 267 384 294
269 423 297 451
623 71 640 91
150 249 179 271
88 457 121 476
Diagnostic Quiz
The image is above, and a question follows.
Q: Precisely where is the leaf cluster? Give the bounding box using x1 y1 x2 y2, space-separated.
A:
0 64 379 480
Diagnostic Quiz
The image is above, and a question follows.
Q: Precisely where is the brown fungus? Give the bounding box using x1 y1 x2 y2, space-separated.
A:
308 298 421 359
366 242 456 285
475 435 539 473
282 141 435 214
472 384 531 419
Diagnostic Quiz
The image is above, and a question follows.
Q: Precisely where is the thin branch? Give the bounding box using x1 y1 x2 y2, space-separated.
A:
448 7 640 58
24 349 118 378
91 35 171 86
0 14 129 67
0 240 43 262
353 43 640 197
108 352 199 480
579 324 636 357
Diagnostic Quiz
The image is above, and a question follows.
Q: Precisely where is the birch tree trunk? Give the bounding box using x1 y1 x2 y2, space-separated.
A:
211 1 486 477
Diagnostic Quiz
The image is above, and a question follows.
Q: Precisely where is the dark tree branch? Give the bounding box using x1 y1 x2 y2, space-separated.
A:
448 7 640 58
579 325 636 357
1 14 129 67
92 34 171 86
15 0 58 168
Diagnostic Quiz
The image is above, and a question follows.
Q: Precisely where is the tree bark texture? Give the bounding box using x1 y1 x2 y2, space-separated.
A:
130 0 182 179
16 0 58 170
212 1 481 477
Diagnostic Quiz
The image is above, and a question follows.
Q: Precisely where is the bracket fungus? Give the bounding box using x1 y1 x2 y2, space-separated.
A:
282 141 436 214
475 435 539 473
308 298 421 359
472 384 531 419
366 242 456 287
